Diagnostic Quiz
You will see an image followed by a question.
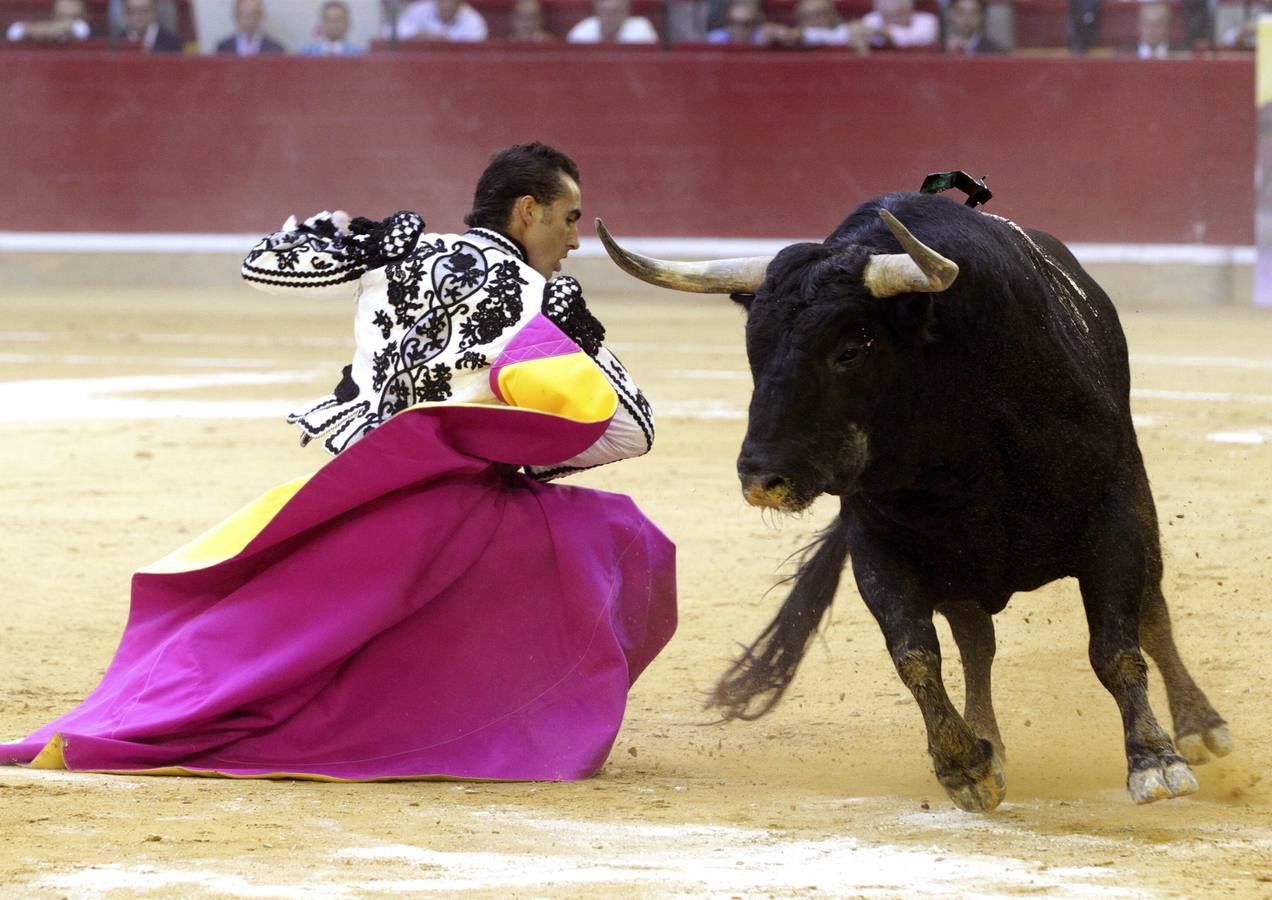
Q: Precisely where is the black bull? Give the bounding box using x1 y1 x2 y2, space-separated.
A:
598 191 1232 812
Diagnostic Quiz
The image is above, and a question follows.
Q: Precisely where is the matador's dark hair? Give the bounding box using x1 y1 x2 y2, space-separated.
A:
463 142 580 231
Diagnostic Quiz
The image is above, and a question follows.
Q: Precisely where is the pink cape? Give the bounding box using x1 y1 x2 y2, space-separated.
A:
0 404 677 781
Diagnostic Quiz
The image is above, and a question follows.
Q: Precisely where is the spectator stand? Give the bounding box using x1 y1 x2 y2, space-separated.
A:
0 0 197 48
1 0 1261 54
188 0 379 54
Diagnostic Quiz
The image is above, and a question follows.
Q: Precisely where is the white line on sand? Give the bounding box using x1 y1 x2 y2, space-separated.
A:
1133 388 1272 405
1206 429 1272 445
0 371 325 421
34 866 338 900
326 811 1143 897
0 353 309 369
0 330 346 349
32 835 1140 900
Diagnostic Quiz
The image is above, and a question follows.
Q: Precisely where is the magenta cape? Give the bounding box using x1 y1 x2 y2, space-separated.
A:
0 404 676 781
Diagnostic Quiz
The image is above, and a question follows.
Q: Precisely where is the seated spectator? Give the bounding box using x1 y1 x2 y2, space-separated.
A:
1179 0 1208 49
706 0 771 43
216 0 287 54
861 0 939 48
943 0 1005 53
1220 0 1269 49
108 0 178 37
1068 0 1101 53
5 0 91 43
1123 0 1174 56
781 0 861 47
508 0 555 40
119 0 183 52
298 1 364 54
566 0 659 43
396 0 489 41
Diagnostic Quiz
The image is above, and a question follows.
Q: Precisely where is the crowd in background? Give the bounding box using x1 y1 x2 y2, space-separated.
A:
3 0 1265 54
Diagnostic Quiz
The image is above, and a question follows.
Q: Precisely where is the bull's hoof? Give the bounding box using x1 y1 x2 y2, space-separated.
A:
1175 725 1234 766
940 752 1006 813
1128 759 1199 804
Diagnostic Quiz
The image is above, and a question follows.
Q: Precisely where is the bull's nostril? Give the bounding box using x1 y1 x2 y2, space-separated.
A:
761 475 786 492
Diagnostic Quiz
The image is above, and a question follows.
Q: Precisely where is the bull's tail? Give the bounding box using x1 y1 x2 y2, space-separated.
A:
709 513 851 721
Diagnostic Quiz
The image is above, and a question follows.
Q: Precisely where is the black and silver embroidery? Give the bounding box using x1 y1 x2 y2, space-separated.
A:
543 277 606 358
242 210 425 291
458 259 527 350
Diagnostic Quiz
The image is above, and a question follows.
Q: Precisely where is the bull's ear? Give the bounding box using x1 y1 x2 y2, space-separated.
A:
730 292 755 311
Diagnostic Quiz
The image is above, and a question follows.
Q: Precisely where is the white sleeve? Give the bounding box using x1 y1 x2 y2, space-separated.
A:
71 18 90 40
621 17 659 43
523 276 655 480
524 346 655 480
394 3 429 38
7 23 26 41
452 7 488 40
802 24 852 45
567 18 598 42
890 11 938 46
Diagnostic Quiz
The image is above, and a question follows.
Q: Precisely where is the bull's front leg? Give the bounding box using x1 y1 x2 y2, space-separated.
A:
854 556 1005 812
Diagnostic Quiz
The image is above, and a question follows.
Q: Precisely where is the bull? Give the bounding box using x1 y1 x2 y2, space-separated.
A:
597 191 1232 812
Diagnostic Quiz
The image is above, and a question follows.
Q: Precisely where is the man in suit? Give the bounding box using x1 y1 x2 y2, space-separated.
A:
298 1 364 54
944 0 1006 54
215 0 286 54
1135 0 1173 56
121 0 183 52
1117 0 1174 57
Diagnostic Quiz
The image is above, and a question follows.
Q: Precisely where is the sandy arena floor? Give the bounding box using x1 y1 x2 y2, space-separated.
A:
0 286 1270 898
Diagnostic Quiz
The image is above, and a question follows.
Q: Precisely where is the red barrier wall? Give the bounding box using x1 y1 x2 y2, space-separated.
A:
0 49 1253 244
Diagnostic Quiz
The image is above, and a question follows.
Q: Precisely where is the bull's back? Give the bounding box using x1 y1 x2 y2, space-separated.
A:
1022 227 1131 401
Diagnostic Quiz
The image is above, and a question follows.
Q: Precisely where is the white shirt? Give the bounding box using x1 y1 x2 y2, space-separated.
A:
6 18 90 41
802 23 855 45
566 16 658 43
396 1 489 41
861 9 939 47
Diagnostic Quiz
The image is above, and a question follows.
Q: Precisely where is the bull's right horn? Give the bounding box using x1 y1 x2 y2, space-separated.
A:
863 209 959 299
596 218 772 294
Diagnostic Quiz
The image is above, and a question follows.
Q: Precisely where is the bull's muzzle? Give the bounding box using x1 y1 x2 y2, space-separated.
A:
738 472 795 509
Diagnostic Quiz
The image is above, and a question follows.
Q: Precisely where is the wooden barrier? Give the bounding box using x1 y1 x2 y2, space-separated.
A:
0 49 1254 244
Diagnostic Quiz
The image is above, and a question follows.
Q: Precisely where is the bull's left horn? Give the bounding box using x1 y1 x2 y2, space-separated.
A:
863 209 959 298
596 218 772 294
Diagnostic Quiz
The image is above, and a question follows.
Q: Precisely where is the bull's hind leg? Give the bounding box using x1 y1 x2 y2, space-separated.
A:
1078 503 1198 804
939 601 1005 760
1140 584 1232 764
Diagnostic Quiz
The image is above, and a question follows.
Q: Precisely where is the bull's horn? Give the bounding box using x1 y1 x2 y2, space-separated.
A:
596 218 772 294
863 208 959 298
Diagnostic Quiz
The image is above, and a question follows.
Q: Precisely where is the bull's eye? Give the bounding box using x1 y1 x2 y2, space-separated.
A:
832 337 873 371
834 346 864 370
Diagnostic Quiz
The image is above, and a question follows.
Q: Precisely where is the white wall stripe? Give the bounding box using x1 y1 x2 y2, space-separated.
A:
0 232 1256 266
1133 388 1272 405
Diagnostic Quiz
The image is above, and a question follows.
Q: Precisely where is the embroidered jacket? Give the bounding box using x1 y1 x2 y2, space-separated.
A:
241 211 654 478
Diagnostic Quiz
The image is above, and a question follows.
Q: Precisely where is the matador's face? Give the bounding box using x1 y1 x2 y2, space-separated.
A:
523 173 582 279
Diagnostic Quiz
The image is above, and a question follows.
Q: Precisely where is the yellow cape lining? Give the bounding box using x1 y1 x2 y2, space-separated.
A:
23 734 514 783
